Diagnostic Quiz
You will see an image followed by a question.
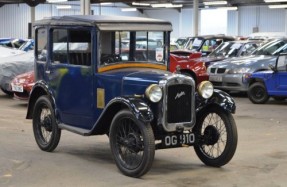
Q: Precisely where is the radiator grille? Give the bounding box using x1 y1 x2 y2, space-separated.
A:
167 84 192 123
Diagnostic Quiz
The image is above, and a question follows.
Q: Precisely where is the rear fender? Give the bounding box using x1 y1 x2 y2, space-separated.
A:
26 80 54 119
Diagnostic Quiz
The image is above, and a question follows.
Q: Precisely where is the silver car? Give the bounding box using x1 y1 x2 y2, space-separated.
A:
207 39 287 92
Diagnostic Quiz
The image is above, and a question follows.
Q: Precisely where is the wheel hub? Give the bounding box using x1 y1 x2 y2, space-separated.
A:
42 116 52 131
123 133 142 153
203 125 220 145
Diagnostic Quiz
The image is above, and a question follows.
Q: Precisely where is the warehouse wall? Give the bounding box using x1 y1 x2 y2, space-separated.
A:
1 3 287 39
227 6 287 37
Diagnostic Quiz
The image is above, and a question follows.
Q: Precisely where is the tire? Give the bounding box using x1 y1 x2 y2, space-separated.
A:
248 82 269 104
0 87 13 96
33 95 61 152
193 106 238 167
109 110 155 177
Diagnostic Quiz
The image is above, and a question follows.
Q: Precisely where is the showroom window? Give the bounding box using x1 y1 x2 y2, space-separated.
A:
52 28 91 66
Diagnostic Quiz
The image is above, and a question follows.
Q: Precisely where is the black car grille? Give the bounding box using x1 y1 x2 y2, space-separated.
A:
210 68 226 74
167 84 192 123
217 68 226 74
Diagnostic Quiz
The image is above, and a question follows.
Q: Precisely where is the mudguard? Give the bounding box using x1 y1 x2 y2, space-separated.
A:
196 89 236 114
26 80 55 119
90 96 154 135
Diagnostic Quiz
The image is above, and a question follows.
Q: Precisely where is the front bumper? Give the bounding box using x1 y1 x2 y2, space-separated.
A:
208 73 249 92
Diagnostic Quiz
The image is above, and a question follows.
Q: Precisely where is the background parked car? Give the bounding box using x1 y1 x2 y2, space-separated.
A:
0 51 34 95
202 40 262 67
183 35 235 56
10 71 34 100
207 39 287 92
247 53 287 104
169 51 209 85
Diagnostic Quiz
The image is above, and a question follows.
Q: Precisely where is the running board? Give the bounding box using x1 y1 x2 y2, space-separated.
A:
58 123 91 136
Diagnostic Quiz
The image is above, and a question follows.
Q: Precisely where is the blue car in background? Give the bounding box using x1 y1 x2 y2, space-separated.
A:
248 53 287 104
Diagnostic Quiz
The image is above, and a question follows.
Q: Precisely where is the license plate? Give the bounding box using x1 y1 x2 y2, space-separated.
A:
209 75 222 82
11 84 23 92
162 133 195 148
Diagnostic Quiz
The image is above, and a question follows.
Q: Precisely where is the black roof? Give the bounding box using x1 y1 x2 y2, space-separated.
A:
34 15 173 31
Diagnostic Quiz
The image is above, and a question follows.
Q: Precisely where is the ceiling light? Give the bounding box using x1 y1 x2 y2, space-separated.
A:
132 2 150 6
100 3 112 5
264 0 287 2
56 5 71 9
268 4 287 8
121 8 137 11
203 1 227 5
217 6 238 10
151 3 182 8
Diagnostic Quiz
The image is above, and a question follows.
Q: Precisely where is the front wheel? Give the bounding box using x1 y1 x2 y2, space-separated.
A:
33 95 61 152
109 110 155 178
193 106 237 167
248 82 269 104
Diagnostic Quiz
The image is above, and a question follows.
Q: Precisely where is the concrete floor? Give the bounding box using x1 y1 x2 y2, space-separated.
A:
0 90 286 187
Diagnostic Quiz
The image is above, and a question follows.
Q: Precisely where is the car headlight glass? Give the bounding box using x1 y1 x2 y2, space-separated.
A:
198 81 214 99
228 67 250 74
145 84 162 103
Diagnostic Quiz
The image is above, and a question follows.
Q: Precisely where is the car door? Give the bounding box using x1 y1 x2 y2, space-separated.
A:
47 27 95 129
275 56 287 93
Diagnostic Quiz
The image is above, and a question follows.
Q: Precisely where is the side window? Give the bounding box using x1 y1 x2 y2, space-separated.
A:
277 55 287 71
52 28 91 66
52 29 68 64
36 28 47 61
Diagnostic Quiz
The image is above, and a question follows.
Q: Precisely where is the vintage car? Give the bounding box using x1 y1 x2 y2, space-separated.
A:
10 71 34 100
207 39 287 92
202 40 262 67
0 51 34 95
26 15 238 178
247 54 287 104
183 35 235 56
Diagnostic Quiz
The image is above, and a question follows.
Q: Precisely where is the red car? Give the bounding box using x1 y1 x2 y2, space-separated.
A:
170 51 209 85
10 71 34 100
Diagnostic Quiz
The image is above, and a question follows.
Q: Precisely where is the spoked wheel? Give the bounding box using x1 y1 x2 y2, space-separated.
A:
109 110 155 178
248 82 269 104
194 106 237 167
33 96 61 152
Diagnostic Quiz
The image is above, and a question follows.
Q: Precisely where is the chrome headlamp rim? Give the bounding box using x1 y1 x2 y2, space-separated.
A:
198 81 214 99
145 84 163 103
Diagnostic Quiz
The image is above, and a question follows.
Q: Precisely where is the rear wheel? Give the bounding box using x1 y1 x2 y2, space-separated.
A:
248 82 269 104
193 106 237 167
33 95 61 152
109 110 155 177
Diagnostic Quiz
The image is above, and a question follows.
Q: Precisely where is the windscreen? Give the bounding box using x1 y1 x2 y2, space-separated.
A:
99 31 167 66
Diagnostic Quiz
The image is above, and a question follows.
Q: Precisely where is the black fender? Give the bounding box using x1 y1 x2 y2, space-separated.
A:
26 80 55 119
90 96 154 135
196 89 236 114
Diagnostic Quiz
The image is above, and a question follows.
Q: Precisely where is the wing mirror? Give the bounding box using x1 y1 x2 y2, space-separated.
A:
268 63 276 72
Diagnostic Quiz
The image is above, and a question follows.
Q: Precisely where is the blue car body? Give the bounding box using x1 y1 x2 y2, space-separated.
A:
250 69 287 96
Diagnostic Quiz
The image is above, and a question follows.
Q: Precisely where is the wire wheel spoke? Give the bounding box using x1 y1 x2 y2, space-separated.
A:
115 118 144 170
38 107 52 144
201 113 227 159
